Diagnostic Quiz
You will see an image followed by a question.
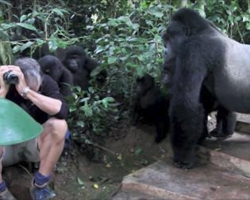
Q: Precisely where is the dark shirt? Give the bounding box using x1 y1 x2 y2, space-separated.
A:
6 74 68 124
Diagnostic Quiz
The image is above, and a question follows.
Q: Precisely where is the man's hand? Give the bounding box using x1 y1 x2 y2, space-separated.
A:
0 65 12 97
0 65 28 98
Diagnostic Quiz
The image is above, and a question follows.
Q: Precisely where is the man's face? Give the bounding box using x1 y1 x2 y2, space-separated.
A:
31 84 40 92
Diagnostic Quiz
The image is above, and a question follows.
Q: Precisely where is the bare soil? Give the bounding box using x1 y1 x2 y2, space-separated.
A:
3 124 170 200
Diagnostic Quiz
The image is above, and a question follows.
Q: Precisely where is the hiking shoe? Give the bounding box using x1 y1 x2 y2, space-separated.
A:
29 181 55 200
0 188 17 200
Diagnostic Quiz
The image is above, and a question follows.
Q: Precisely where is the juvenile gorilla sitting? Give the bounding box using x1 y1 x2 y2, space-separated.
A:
62 45 106 90
163 8 243 169
38 55 73 97
132 73 170 143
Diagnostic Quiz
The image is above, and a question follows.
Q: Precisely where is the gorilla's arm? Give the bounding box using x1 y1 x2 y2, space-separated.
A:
85 57 99 72
170 48 208 169
59 68 74 97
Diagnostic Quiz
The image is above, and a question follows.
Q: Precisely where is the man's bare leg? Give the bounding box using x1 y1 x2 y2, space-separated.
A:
30 118 67 200
37 118 67 176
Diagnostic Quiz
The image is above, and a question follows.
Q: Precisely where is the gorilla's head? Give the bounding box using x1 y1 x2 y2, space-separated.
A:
136 74 155 96
63 46 88 73
38 55 63 82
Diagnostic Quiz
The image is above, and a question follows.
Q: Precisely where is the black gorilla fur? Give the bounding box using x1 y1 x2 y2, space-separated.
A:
62 45 106 90
38 55 73 97
163 8 242 169
132 73 170 143
162 58 236 143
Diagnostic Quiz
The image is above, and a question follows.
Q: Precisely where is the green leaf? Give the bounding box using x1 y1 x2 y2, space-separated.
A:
48 38 58 51
95 46 104 54
20 15 28 22
1 23 17 30
74 86 82 93
108 19 118 27
246 23 250 30
117 16 130 23
20 41 34 52
69 107 76 112
56 40 68 49
36 39 45 46
84 138 93 145
25 18 35 25
147 10 163 18
135 148 143 156
82 103 93 117
12 45 21 54
16 23 37 32
107 57 117 64
90 66 103 77
32 11 40 17
136 67 146 78
52 8 68 16
76 121 85 127
105 97 115 102
77 177 85 186
0 0 11 6
101 99 109 108
79 97 90 103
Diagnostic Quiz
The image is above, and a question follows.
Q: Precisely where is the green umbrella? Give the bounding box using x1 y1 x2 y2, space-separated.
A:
0 98 43 146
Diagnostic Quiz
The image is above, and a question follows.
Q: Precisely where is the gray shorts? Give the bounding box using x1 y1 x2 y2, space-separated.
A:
1 138 40 167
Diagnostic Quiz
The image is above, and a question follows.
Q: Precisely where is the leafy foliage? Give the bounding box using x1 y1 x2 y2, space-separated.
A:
83 3 174 101
66 85 119 160
198 0 250 43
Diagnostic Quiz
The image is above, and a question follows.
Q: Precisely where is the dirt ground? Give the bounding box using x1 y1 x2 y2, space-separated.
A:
3 123 171 200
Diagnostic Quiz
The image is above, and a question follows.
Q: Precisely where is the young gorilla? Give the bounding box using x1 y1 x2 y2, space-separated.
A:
0 58 68 200
62 45 106 90
132 73 170 143
38 55 73 97
163 8 244 169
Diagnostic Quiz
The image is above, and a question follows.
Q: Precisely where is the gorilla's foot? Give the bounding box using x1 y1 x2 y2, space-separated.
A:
173 160 194 169
210 130 233 140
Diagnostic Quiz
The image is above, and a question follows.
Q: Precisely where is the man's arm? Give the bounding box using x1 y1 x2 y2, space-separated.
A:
24 89 63 116
1 65 68 118
37 75 69 119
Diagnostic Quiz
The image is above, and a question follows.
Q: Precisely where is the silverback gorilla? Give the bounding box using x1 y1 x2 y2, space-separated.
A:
132 74 170 143
163 8 244 169
38 55 73 97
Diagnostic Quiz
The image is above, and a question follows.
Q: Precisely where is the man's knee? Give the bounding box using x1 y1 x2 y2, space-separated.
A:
43 118 68 142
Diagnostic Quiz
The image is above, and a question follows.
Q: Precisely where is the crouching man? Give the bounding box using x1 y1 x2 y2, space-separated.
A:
0 57 68 200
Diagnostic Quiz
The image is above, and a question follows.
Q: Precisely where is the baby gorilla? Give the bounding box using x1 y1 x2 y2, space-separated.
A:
38 55 73 97
132 74 170 143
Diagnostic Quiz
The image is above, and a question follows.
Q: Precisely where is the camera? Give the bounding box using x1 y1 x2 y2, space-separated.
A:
3 70 19 85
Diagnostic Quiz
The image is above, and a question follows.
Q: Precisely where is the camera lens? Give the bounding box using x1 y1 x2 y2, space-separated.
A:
3 70 19 85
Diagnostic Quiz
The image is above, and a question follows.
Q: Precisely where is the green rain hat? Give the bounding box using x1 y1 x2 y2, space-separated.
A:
0 98 42 146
